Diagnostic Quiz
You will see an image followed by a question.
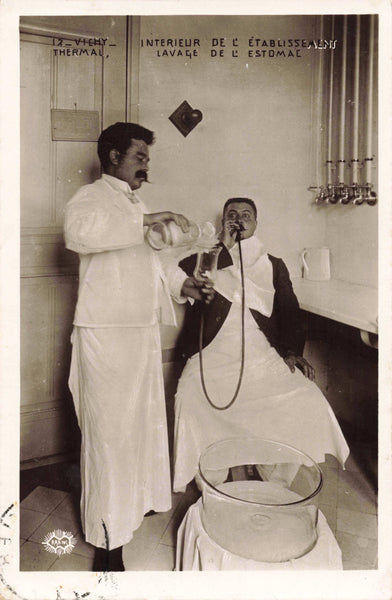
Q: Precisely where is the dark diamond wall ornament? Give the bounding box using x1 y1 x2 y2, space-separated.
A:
169 101 203 137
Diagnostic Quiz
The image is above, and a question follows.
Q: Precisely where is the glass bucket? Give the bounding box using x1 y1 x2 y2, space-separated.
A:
198 438 323 563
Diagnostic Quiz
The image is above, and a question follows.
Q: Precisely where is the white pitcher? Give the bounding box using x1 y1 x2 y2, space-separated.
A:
301 247 330 281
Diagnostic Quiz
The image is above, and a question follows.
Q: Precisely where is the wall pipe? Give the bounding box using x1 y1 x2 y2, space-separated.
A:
338 15 348 184
365 15 375 184
352 16 361 184
326 16 335 185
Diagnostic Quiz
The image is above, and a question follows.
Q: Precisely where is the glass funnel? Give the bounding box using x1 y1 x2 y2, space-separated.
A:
193 245 222 284
198 437 323 563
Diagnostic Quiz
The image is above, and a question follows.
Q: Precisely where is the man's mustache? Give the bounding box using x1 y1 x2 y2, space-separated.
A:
229 222 245 233
135 170 149 182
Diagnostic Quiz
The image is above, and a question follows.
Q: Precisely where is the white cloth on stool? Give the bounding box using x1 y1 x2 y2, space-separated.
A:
173 302 349 492
176 499 343 570
69 325 172 549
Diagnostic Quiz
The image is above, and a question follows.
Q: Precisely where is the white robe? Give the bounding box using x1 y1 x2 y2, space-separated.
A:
65 174 187 549
173 299 350 493
69 325 172 549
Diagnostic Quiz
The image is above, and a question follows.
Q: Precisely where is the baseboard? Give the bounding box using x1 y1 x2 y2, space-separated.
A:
20 450 80 471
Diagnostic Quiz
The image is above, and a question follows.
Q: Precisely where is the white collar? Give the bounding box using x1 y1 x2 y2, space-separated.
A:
230 235 267 267
215 234 274 316
102 173 133 196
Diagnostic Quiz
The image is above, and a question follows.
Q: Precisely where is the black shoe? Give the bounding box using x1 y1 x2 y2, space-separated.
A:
93 546 124 571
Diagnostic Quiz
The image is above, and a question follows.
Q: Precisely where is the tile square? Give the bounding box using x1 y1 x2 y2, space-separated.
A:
343 453 362 473
324 454 340 469
21 486 69 514
335 531 378 569
319 503 337 534
341 441 377 478
146 543 175 571
49 552 94 571
132 510 173 544
160 522 177 548
51 493 81 526
122 536 157 570
72 531 96 558
20 540 58 571
161 496 194 547
337 470 377 515
318 466 339 507
171 491 184 512
337 508 377 540
28 513 80 545
160 516 182 548
20 508 48 540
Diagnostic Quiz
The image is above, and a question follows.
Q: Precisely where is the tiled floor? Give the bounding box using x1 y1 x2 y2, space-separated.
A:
20 448 377 571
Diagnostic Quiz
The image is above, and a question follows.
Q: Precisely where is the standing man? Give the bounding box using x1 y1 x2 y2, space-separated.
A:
64 122 201 570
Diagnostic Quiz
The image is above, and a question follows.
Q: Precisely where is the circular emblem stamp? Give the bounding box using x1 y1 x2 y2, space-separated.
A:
42 529 77 556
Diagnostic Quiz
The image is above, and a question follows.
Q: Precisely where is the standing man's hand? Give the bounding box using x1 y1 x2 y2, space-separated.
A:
144 211 190 232
181 277 215 304
284 355 315 381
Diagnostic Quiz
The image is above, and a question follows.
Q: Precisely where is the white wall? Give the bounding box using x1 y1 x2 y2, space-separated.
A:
325 204 378 287
136 15 327 278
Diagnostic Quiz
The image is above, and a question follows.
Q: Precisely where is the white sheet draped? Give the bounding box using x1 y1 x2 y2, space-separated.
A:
175 499 343 570
173 301 349 492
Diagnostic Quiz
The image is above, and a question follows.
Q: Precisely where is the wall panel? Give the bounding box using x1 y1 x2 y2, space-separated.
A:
20 16 129 463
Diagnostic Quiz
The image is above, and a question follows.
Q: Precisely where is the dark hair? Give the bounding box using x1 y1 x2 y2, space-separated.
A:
223 197 257 219
97 122 155 169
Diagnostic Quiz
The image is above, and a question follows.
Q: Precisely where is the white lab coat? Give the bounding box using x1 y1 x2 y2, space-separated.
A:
65 174 186 549
64 174 186 327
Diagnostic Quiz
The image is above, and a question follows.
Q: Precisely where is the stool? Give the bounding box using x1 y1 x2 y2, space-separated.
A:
176 498 342 571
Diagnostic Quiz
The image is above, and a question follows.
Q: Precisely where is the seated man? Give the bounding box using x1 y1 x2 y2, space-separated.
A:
173 197 349 492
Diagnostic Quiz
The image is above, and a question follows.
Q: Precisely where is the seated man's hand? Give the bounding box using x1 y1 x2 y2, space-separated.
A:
181 277 215 304
144 211 190 232
219 219 238 250
284 354 315 381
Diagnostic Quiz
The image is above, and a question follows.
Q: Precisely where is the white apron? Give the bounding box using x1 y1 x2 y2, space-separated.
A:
69 325 172 549
173 301 349 492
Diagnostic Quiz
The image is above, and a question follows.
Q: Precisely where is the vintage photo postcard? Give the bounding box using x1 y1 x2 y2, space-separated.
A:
0 0 391 599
